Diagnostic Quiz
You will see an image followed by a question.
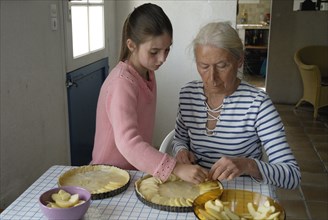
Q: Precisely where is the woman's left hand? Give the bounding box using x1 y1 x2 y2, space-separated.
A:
208 156 261 181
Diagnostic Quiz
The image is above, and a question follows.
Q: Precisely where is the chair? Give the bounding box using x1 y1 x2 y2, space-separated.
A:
294 45 328 119
159 130 175 156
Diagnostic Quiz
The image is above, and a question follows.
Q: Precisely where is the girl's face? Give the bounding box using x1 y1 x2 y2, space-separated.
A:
128 33 172 75
195 45 243 94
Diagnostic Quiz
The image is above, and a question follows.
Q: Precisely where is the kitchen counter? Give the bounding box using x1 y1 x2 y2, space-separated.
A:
237 23 270 29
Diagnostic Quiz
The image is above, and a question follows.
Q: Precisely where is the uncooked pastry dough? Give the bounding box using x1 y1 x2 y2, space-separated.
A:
136 175 222 207
59 165 130 194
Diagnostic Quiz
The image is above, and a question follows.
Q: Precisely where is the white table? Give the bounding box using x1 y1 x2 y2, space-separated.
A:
0 165 277 220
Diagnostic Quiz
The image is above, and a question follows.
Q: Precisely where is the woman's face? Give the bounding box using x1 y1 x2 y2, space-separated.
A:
195 45 243 94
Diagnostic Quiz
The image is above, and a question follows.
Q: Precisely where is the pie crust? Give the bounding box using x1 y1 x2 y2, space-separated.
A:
58 165 130 200
135 174 223 212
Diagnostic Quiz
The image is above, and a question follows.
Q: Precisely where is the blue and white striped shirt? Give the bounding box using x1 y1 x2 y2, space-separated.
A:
173 80 301 189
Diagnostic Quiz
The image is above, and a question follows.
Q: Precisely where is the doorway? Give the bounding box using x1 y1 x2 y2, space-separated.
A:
63 0 109 165
236 0 271 90
67 58 108 165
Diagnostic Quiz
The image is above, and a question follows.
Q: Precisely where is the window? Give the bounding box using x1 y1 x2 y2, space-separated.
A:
69 0 104 58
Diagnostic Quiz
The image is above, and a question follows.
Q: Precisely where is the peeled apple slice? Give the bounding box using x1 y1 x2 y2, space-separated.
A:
73 200 86 207
47 202 60 208
54 194 79 208
205 200 223 213
50 190 81 208
51 193 62 202
69 194 79 204
58 189 71 201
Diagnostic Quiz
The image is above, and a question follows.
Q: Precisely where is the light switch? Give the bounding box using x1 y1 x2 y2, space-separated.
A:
51 17 58 31
50 4 57 18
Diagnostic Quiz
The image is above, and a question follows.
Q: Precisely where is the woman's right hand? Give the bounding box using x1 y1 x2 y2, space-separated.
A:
175 149 195 164
172 163 208 184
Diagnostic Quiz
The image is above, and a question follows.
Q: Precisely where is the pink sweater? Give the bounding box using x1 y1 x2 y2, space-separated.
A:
91 61 176 181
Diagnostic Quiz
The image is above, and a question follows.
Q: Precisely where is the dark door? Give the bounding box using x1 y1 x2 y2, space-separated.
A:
66 58 109 166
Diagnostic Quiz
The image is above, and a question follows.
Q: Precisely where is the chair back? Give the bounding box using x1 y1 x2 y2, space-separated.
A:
294 45 328 118
159 130 175 156
296 45 328 78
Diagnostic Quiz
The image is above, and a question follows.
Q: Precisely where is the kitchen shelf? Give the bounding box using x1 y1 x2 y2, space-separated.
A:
245 45 268 50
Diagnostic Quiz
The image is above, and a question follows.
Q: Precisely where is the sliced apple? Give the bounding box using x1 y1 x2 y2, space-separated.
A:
51 192 81 208
73 200 86 207
58 189 71 201
214 199 224 209
69 194 79 204
51 193 61 202
205 207 222 219
224 207 240 220
47 202 60 208
205 200 223 213
247 202 258 217
198 208 216 220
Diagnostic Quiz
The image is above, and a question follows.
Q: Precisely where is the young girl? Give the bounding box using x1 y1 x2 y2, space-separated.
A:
91 3 208 184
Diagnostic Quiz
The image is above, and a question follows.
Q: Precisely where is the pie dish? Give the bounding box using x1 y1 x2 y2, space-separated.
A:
193 189 285 220
58 165 130 200
135 174 223 212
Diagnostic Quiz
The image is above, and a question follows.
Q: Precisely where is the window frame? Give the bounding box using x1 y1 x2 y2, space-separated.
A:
63 0 108 72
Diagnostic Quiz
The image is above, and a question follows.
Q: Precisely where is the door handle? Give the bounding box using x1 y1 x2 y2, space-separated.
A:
66 78 78 88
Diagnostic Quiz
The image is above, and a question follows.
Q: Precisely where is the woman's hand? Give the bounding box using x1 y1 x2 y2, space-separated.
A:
173 163 209 184
175 149 196 164
208 156 262 181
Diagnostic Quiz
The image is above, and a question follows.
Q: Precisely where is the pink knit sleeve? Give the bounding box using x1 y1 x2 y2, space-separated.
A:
107 74 176 182
152 154 177 181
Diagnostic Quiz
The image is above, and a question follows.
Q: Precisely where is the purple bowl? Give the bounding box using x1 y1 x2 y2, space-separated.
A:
39 186 91 220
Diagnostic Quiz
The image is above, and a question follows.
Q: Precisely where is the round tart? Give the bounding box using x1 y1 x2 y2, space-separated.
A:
58 165 130 200
135 174 223 212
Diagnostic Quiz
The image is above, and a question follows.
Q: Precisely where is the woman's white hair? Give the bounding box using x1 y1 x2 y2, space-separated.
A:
192 22 244 60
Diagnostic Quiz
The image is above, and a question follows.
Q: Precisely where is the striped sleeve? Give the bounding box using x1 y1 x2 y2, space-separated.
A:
253 94 301 189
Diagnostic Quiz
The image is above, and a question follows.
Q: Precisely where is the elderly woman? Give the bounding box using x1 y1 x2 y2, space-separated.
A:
173 22 301 189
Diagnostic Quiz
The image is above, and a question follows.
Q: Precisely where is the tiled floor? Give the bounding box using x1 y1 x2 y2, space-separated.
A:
243 73 266 89
275 104 328 220
245 74 328 220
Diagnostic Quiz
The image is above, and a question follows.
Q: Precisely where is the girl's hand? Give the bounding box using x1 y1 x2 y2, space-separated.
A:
175 149 195 164
173 163 209 184
208 156 262 181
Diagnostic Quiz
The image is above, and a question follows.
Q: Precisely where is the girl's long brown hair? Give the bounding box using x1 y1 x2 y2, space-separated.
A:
119 3 173 62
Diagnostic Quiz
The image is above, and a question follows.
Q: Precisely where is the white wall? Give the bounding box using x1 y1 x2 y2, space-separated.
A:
0 0 118 209
114 0 237 147
0 0 69 208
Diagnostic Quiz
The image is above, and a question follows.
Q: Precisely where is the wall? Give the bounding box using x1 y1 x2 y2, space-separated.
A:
0 1 69 208
266 0 328 103
0 0 118 209
238 0 271 24
114 0 237 147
